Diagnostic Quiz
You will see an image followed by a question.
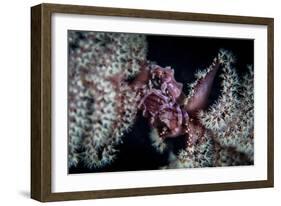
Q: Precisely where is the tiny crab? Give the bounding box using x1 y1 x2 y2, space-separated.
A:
132 58 220 146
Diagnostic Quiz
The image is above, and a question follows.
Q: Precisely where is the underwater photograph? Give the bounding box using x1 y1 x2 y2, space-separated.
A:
67 31 254 174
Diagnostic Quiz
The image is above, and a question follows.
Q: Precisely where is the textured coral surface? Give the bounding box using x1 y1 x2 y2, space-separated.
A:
68 31 147 168
68 31 254 173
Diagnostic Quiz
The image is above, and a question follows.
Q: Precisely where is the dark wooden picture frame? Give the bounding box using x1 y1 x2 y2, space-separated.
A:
31 3 274 202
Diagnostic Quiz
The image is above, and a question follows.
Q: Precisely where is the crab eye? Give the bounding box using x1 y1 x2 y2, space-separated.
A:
151 76 162 88
158 126 169 138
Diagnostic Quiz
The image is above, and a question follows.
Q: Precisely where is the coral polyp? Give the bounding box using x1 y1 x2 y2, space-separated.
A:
164 50 254 168
68 31 254 172
68 31 147 168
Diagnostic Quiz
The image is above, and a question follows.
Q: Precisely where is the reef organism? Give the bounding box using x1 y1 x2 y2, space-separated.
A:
162 50 254 168
134 56 220 145
68 31 254 171
68 31 147 168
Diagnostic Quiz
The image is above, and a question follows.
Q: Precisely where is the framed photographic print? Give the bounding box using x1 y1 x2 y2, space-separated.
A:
31 3 274 202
